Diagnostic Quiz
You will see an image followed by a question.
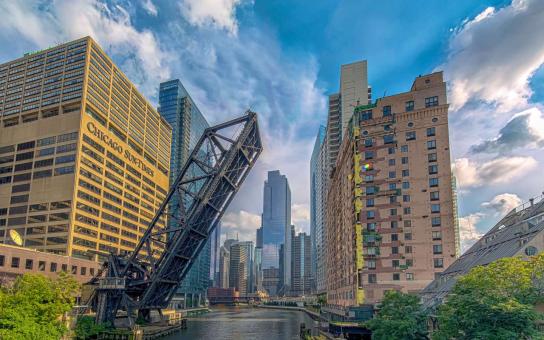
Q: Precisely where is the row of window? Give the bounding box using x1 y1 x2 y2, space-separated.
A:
0 254 95 276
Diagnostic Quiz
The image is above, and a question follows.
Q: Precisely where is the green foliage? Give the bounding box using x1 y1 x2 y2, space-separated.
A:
433 255 544 340
366 290 429 340
0 272 80 340
74 315 109 339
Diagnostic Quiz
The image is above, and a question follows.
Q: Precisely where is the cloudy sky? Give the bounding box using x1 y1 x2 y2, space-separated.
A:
1 0 543 252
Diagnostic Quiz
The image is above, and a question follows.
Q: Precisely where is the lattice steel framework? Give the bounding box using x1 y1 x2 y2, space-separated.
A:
87 112 262 325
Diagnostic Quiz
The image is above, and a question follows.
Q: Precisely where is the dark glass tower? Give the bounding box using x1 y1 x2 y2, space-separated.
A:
158 79 212 308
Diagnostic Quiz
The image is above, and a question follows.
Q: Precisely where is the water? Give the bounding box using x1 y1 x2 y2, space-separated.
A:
164 305 316 340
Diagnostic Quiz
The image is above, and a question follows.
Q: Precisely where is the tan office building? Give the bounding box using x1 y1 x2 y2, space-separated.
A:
0 37 171 261
326 71 459 307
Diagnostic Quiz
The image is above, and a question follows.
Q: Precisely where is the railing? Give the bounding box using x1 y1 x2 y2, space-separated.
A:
514 192 544 213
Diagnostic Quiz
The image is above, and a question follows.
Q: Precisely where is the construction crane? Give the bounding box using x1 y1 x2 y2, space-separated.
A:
86 111 262 326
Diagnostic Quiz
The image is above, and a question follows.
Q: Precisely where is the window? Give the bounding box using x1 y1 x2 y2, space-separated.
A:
402 181 410 189
432 217 441 227
366 186 376 195
55 165 74 176
56 143 77 154
401 145 408 152
388 147 395 155
38 147 55 157
17 141 35 151
430 191 440 201
406 131 416 141
58 131 78 143
55 154 76 164
393 273 400 281
403 207 411 214
366 260 376 269
388 159 395 166
405 245 413 253
33 169 52 179
71 265 77 274
429 178 439 187
406 259 414 267
0 255 4 266
25 259 33 270
14 162 33 171
433 244 443 254
390 209 397 216
427 127 436 136
425 96 439 107
428 153 437 162
391 234 398 241
16 151 34 161
383 105 392 116
50 262 57 272
367 211 375 219
81 267 86 275
429 165 438 174
405 101 414 112
364 138 373 147
37 136 56 146
389 171 396 179
368 274 377 283
389 183 397 190
392 247 399 254
365 151 374 160
384 135 395 144
366 198 374 207
34 158 54 168
403 195 410 202
405 233 412 241
401 157 408 164
391 221 398 229
402 169 409 177
406 273 414 281
367 223 377 231
434 258 444 268
390 196 397 203
38 261 46 271
11 257 20 268
427 140 436 150
431 204 440 213
432 231 442 241
10 194 29 204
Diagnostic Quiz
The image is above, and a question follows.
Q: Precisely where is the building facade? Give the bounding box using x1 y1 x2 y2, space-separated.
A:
218 245 230 289
229 241 254 295
158 79 211 308
0 37 171 261
326 71 458 307
310 125 325 293
292 232 312 296
261 170 291 294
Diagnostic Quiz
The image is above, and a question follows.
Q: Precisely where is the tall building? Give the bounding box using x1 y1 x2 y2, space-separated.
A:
291 232 312 296
310 125 325 293
210 222 221 286
158 79 210 308
218 245 230 289
0 37 172 260
315 133 329 294
261 170 291 293
253 246 263 292
327 61 371 170
326 71 458 307
229 241 254 295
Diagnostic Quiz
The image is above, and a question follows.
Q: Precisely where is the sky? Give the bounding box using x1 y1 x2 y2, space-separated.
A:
1 0 543 252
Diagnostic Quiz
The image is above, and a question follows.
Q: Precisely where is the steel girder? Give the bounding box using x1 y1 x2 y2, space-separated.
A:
89 111 262 325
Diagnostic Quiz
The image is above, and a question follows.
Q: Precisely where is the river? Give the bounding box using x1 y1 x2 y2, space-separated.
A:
163 305 318 340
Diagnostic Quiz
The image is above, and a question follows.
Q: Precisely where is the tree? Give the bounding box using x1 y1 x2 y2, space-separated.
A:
366 290 429 340
74 315 109 339
433 255 544 340
0 272 80 340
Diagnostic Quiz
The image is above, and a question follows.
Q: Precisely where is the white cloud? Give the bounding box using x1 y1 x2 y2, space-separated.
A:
459 213 484 252
0 0 171 98
441 0 544 111
141 0 158 16
292 203 310 235
470 108 544 154
481 193 522 215
179 0 243 34
453 156 537 188
221 210 261 243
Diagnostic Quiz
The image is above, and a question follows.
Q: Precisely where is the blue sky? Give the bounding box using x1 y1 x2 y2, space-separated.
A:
1 0 543 251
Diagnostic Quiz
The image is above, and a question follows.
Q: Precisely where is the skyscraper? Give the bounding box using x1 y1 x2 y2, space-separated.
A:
310 125 326 293
218 244 230 289
292 232 312 296
229 241 254 295
261 170 291 294
0 37 172 260
210 222 221 286
158 79 211 309
326 71 458 307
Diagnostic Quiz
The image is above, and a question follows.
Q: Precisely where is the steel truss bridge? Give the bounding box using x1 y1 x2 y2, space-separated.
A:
86 112 262 325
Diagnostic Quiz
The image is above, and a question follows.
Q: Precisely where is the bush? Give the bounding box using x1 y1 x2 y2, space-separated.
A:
75 316 110 339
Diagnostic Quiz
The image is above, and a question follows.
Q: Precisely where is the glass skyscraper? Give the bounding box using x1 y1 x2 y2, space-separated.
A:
158 79 211 308
310 125 326 293
261 170 291 294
